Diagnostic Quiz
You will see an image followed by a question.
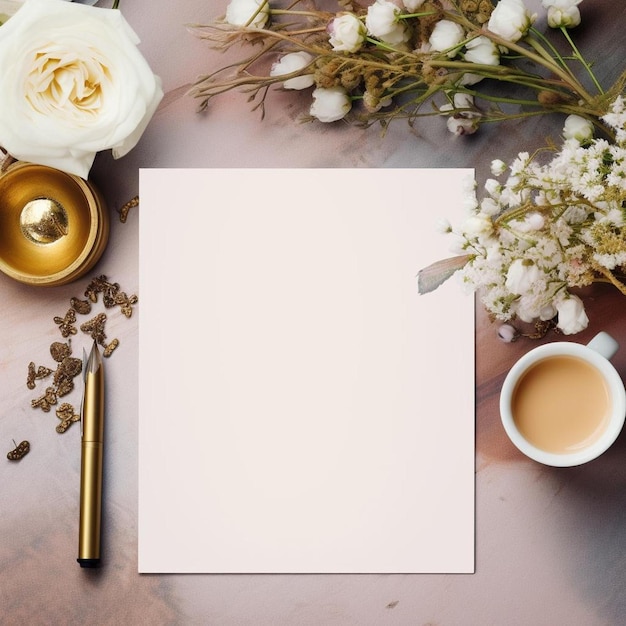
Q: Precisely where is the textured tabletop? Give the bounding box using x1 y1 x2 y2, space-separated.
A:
1 0 625 624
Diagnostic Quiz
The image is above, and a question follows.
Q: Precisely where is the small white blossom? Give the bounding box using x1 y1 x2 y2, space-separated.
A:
365 0 410 46
402 0 426 10
429 20 465 58
328 13 366 53
225 0 270 28
464 35 500 66
542 0 582 28
505 259 541 295
563 114 594 142
270 52 315 90
310 87 351 122
491 159 507 175
555 294 588 334
487 0 535 44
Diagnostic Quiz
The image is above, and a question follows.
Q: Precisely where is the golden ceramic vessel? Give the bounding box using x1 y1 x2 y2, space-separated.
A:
0 162 109 286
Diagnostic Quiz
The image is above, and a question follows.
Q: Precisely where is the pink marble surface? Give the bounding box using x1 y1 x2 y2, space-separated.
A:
1 0 625 624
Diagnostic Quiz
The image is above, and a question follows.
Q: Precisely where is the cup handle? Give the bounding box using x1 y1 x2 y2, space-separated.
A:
587 331 619 360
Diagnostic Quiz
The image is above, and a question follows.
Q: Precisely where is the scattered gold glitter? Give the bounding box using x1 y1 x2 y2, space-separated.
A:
103 338 119 358
31 387 58 412
114 291 138 318
70 297 92 315
7 440 30 461
26 273 137 443
80 312 107 346
50 341 72 363
53 309 77 338
55 403 80 434
118 195 139 223
26 362 52 390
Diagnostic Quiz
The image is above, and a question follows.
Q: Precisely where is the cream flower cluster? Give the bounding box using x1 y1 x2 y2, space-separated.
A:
448 97 626 334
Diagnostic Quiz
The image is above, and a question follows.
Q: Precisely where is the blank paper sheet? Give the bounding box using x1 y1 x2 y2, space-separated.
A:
138 168 475 573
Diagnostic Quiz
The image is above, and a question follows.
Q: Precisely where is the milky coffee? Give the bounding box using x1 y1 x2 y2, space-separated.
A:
511 355 611 454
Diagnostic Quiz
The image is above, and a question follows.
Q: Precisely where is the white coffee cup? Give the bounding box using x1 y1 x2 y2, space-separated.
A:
500 332 626 467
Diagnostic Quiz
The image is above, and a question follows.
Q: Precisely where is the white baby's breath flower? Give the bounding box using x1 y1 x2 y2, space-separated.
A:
491 159 507 175
435 217 452 234
226 0 270 28
487 0 535 44
310 87 351 122
484 178 502 197
270 52 315 90
505 259 540 295
328 13 366 53
461 213 493 237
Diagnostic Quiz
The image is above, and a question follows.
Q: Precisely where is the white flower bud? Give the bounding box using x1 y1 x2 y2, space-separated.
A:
464 35 500 66
446 115 478 136
542 0 582 28
487 0 535 44
365 0 410 45
429 19 465 58
402 0 426 10
310 87 352 122
497 324 519 343
462 213 493 236
225 0 270 28
270 52 315 90
563 114 594 142
505 259 540 295
328 13 366 53
490 159 507 175
555 294 588 334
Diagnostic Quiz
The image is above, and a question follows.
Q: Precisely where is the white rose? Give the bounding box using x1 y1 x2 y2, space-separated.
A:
487 0 535 44
328 13 366 53
542 0 582 28
365 0 410 46
464 35 500 66
270 52 315 90
563 114 594 142
505 259 540 295
555 294 588 334
310 87 352 123
225 0 270 28
0 0 162 179
429 20 465 58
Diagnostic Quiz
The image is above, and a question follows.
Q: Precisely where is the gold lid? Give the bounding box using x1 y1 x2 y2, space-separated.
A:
0 162 109 287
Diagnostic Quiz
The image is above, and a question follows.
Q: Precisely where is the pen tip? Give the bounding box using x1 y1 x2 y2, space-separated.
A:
86 341 102 374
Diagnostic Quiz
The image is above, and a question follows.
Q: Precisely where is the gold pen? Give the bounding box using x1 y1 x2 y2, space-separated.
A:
78 340 105 568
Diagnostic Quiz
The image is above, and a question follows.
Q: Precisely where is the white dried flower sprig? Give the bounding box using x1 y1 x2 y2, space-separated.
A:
419 97 626 335
188 0 617 136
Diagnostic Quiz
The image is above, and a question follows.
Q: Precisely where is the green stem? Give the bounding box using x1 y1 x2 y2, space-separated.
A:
482 30 595 104
560 26 604 94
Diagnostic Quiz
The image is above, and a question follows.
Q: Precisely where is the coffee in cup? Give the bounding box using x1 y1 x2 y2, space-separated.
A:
500 332 626 466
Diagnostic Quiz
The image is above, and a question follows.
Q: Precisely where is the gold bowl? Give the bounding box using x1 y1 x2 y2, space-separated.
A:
0 162 109 286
